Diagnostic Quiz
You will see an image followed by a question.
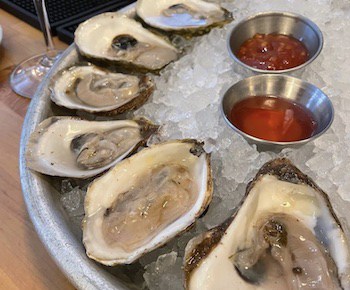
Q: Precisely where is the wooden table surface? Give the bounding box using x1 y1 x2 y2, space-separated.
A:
0 9 74 289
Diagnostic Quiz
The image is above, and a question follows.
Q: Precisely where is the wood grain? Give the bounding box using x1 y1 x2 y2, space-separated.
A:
0 9 67 70
0 9 74 290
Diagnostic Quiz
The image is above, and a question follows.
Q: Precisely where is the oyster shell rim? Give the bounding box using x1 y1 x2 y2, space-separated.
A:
74 12 179 73
25 116 159 179
184 157 349 289
135 0 233 38
82 139 213 265
50 64 155 115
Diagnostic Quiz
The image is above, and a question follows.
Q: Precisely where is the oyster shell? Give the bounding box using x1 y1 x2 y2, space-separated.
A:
75 13 179 72
83 139 213 265
184 158 350 290
136 0 233 36
50 65 154 115
25 117 158 178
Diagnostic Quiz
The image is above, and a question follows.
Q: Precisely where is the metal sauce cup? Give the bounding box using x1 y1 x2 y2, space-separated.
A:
227 11 323 76
221 74 334 149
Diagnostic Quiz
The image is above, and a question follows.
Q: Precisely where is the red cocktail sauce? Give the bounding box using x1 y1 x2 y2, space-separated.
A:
237 33 309 70
229 96 317 142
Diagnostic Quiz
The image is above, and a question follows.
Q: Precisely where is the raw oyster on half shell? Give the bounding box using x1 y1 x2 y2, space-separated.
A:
136 0 233 36
83 139 212 265
51 65 154 114
184 158 350 290
75 13 179 72
26 117 158 178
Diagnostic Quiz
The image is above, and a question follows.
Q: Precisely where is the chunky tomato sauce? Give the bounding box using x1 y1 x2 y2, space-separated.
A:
229 96 317 142
237 33 309 70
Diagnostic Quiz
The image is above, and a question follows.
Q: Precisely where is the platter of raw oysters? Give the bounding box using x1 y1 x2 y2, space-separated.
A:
20 0 350 289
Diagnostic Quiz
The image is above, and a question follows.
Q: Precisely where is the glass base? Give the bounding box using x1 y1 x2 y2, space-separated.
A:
10 52 60 99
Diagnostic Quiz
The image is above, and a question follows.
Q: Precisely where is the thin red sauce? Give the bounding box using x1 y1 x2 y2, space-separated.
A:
237 33 309 70
229 96 317 142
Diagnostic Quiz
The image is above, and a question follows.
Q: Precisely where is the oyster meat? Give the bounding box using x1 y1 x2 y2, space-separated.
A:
75 13 178 72
83 140 212 265
136 0 233 35
184 158 350 290
51 65 154 114
26 117 158 178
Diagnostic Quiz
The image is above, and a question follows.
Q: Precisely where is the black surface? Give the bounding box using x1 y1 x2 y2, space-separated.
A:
0 0 135 43
56 0 134 44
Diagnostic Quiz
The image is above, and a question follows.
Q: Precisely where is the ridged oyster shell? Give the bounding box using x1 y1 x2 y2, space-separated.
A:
75 13 178 72
184 158 350 290
25 117 158 178
83 139 213 265
136 0 233 36
50 65 154 115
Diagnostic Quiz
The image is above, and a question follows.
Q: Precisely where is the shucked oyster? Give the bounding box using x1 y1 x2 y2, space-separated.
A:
83 140 213 265
75 13 178 72
136 0 233 36
26 117 158 178
51 65 154 114
184 158 350 290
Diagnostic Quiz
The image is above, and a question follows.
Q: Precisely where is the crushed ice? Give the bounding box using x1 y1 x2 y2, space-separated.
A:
60 0 350 288
136 0 350 288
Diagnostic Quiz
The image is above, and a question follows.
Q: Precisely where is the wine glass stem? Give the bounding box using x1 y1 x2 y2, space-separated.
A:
33 0 56 61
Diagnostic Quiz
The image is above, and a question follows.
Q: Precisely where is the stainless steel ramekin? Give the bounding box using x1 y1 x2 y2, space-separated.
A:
227 11 323 76
221 74 333 149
